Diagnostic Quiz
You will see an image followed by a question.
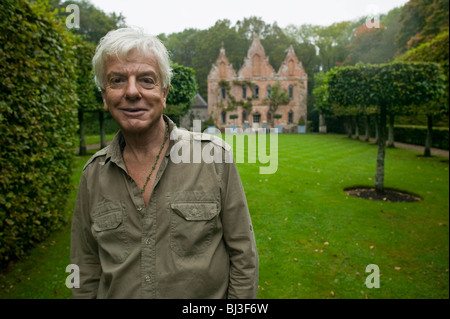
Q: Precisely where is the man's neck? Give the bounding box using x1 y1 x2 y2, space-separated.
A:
121 117 167 164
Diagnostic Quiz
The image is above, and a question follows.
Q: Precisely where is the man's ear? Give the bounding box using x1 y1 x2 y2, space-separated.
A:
163 87 169 99
101 89 108 111
162 87 169 109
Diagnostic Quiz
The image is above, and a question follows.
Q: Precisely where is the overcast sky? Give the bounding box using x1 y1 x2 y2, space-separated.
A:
88 0 409 35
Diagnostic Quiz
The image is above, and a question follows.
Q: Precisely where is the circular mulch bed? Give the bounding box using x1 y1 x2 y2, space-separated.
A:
344 186 422 203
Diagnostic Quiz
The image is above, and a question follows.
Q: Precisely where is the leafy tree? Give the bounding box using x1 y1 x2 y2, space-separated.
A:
164 63 198 126
397 30 449 156
263 81 290 128
56 0 126 44
396 0 449 53
50 0 126 153
345 9 402 65
312 21 356 72
73 40 103 155
327 62 446 192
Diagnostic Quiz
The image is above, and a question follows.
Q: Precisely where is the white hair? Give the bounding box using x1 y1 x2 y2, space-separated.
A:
92 27 172 90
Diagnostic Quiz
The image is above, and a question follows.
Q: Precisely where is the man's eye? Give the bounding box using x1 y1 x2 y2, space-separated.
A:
111 78 123 84
141 78 154 84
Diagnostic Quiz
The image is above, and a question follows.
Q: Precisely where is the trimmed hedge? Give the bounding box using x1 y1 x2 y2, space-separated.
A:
0 1 78 268
393 126 449 150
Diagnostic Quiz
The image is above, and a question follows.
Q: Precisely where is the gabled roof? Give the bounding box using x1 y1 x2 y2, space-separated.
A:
190 93 207 108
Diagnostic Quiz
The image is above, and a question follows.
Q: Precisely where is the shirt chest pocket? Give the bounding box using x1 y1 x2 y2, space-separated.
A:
170 202 220 257
92 201 130 263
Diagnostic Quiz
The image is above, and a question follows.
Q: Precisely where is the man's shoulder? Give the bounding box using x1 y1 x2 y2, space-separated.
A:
82 146 110 171
172 127 231 152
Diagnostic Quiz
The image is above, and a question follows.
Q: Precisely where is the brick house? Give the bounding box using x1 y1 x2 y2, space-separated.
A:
207 36 308 130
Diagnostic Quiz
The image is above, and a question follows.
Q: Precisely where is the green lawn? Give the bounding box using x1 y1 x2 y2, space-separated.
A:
0 134 448 299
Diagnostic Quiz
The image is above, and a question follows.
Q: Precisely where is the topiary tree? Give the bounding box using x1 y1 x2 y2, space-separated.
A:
396 30 449 156
0 0 78 268
327 62 446 192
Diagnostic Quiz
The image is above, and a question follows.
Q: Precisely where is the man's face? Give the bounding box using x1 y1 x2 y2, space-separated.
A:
102 50 169 134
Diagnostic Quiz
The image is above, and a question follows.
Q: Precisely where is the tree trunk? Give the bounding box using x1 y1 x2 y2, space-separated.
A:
387 114 395 148
78 109 87 156
364 115 370 142
375 105 387 193
424 115 433 157
374 114 379 143
99 111 106 149
319 113 327 133
346 117 352 139
354 115 359 140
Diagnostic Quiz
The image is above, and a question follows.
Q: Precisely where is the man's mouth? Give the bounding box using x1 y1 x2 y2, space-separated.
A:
119 108 147 116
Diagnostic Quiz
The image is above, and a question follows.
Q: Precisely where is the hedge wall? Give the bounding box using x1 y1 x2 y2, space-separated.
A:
392 126 449 150
0 1 78 268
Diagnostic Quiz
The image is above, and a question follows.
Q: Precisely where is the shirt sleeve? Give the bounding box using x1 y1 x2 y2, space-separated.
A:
70 172 101 298
220 159 259 299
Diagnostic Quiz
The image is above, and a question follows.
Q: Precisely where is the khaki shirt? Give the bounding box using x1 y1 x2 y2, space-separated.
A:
70 116 258 299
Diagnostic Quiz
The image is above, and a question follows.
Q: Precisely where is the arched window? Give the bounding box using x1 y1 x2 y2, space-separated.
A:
221 87 226 100
288 110 294 123
221 111 226 124
267 85 271 98
289 85 294 99
242 110 247 123
254 85 259 99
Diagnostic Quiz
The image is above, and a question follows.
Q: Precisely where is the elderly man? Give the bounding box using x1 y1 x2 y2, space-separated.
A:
70 28 258 299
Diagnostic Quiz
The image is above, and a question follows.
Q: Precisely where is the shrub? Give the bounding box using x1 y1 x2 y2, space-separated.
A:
0 0 78 268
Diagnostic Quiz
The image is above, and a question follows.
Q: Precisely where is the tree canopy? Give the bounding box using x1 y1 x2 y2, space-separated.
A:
327 62 446 191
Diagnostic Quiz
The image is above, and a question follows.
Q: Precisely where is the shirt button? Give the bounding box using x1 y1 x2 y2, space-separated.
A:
137 206 143 212
145 275 151 282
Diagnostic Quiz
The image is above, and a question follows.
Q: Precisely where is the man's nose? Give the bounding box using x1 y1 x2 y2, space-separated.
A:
125 77 141 100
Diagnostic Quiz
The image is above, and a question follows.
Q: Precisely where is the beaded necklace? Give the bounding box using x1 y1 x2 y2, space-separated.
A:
140 122 169 194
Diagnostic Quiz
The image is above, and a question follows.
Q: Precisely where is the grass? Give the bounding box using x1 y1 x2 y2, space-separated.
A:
0 134 448 299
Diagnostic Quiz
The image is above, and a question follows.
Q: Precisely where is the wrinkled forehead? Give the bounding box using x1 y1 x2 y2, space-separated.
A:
105 48 160 73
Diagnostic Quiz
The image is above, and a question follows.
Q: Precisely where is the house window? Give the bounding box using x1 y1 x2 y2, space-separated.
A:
288 110 294 123
221 111 226 124
267 85 271 98
253 112 261 124
289 85 293 99
221 87 226 100
242 86 247 99
254 85 259 99
242 110 247 123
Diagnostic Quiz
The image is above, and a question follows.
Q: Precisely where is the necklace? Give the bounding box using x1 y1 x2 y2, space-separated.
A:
140 122 169 194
